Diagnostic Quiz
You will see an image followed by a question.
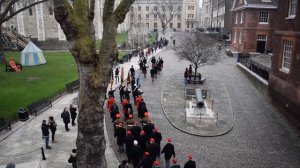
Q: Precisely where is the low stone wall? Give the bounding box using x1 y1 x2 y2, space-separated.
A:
32 38 70 50
237 63 270 100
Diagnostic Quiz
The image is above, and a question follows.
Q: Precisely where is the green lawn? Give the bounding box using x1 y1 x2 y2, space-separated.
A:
148 32 157 45
0 52 78 120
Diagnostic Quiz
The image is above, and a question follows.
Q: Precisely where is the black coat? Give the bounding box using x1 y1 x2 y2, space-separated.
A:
146 143 160 159
170 165 181 168
41 123 49 136
125 135 135 156
69 107 77 119
138 135 147 152
184 160 196 168
139 156 153 168
61 111 70 124
161 143 175 160
48 121 57 132
114 127 126 145
131 145 142 165
143 123 154 139
151 132 162 145
130 126 141 139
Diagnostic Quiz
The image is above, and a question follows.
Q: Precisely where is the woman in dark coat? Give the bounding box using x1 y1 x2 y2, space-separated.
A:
48 116 57 143
61 107 71 131
69 104 77 126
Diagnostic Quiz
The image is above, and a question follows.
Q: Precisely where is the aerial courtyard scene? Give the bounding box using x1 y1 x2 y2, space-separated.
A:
0 0 299 168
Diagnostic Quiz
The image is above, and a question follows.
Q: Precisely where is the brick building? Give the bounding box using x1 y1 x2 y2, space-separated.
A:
269 0 300 127
231 0 278 54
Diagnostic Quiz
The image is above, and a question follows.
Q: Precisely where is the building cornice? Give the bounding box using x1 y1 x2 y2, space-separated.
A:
231 4 277 11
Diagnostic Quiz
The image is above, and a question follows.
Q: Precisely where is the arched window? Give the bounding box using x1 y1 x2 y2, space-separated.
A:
49 7 53 15
29 8 33 16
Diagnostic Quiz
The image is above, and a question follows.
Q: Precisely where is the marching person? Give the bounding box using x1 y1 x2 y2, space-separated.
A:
152 127 162 153
138 130 147 154
138 152 153 168
114 123 126 153
183 154 196 168
125 130 135 163
161 138 176 168
61 107 71 132
170 158 181 168
131 140 142 168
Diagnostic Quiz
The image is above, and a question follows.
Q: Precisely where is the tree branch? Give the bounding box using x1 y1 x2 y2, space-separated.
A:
2 0 49 24
113 0 135 24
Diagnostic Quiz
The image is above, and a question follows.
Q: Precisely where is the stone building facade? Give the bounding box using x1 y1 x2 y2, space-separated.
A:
4 0 104 50
269 0 300 127
231 0 277 54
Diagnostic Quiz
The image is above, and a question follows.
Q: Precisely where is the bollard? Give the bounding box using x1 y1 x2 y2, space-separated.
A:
216 112 219 126
41 147 46 160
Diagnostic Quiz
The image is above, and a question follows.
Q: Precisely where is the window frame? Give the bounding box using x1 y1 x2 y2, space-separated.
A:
281 40 293 73
259 12 269 24
288 0 297 18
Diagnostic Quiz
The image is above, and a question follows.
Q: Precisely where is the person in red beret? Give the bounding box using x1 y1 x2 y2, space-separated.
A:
138 130 147 154
114 122 126 153
184 154 196 168
170 158 181 168
138 152 153 168
161 138 176 168
125 130 134 163
153 160 160 168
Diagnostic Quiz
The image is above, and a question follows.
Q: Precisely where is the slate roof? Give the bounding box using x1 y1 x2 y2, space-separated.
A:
232 0 278 11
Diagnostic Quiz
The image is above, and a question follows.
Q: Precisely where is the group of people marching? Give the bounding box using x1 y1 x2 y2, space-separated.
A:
106 59 196 168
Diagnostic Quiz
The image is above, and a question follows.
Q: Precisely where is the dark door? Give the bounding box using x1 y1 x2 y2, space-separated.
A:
256 41 266 53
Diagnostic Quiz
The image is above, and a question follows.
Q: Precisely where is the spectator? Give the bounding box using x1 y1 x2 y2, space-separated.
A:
5 162 15 168
48 116 57 143
61 107 71 132
41 120 51 149
68 149 77 168
115 67 120 84
184 68 189 86
69 104 77 126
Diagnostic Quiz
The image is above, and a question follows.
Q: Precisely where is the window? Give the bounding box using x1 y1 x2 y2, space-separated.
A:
49 7 53 15
170 23 173 28
154 6 157 11
240 12 243 23
138 14 141 19
154 23 157 28
130 14 134 19
191 22 194 28
188 6 194 10
239 31 242 44
259 12 269 23
138 6 141 11
146 6 149 11
288 0 297 17
177 23 181 28
178 6 182 11
187 22 190 28
146 23 149 28
29 8 33 16
154 14 157 19
146 14 149 19
257 35 267 41
235 13 238 24
234 31 237 43
178 14 181 19
282 40 292 71
188 14 194 18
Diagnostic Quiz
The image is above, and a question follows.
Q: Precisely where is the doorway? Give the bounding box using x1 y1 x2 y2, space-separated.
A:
256 35 267 53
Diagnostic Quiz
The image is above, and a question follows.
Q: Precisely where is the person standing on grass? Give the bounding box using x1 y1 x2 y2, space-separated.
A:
69 104 77 126
41 120 51 149
61 107 71 132
48 116 57 143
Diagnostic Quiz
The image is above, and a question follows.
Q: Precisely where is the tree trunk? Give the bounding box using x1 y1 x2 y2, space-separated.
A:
194 67 198 81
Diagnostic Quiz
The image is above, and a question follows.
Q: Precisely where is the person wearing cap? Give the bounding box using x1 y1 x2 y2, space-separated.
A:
140 112 149 125
146 138 160 160
138 130 147 154
124 102 133 120
126 114 135 129
114 123 127 153
41 120 51 149
151 127 162 153
118 160 129 168
114 114 123 130
110 103 119 123
138 152 153 168
135 95 143 107
161 138 176 168
122 98 129 114
184 154 196 168
125 130 135 163
153 160 160 168
170 158 180 168
107 96 115 111
137 99 147 118
124 88 131 101
131 140 142 168
143 119 155 143
130 121 141 139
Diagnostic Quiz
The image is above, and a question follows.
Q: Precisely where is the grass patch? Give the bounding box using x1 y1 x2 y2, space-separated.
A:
96 32 128 50
148 32 157 45
0 52 78 120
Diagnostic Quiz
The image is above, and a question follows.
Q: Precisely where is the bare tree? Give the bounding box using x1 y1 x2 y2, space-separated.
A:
53 0 135 167
152 0 181 34
176 33 218 78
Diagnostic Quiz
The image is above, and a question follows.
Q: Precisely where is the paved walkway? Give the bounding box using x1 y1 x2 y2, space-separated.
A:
106 32 300 168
